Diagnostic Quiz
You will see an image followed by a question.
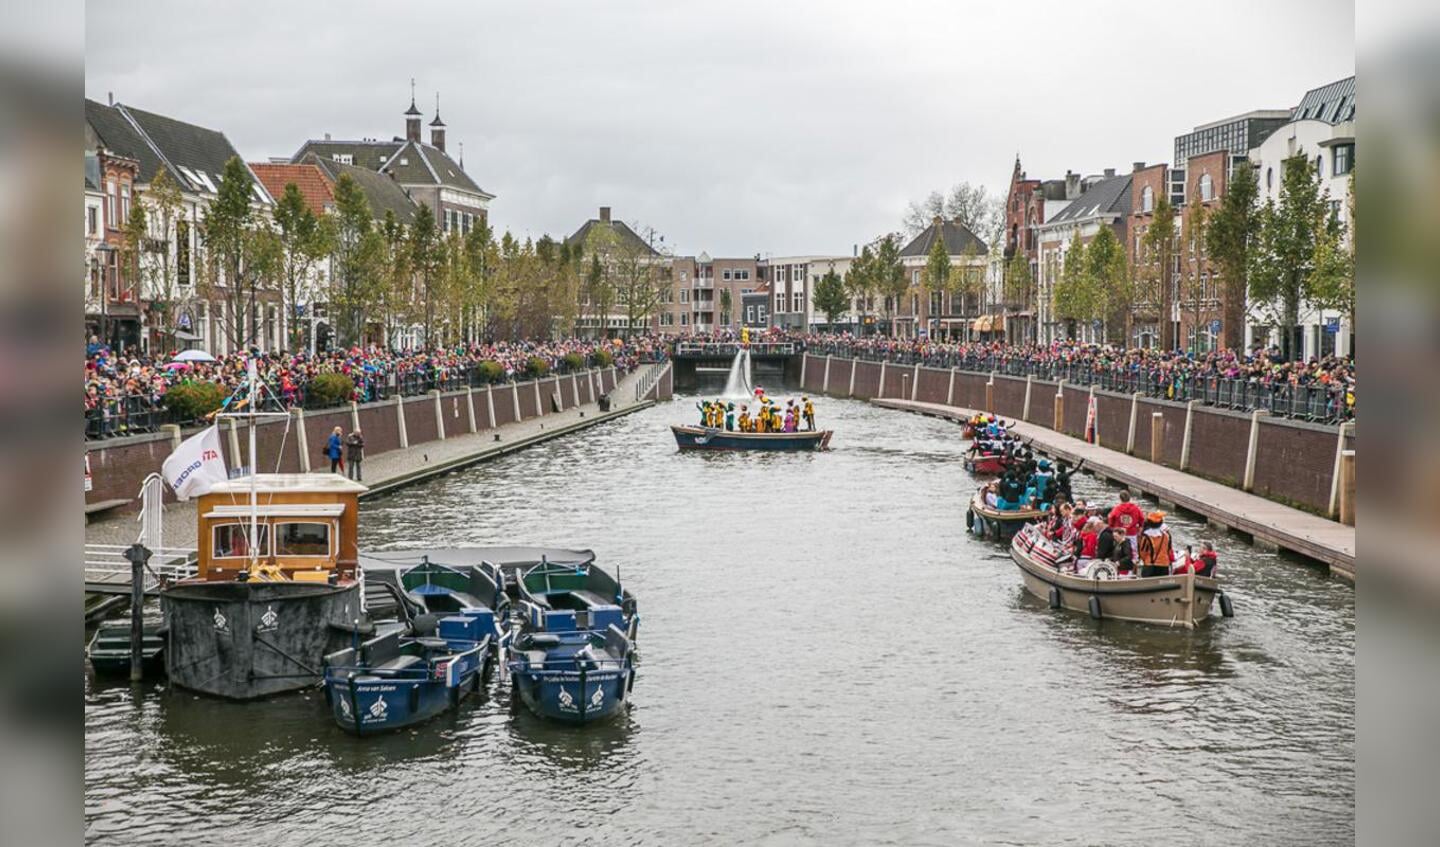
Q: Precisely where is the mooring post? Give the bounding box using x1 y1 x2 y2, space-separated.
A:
848 358 857 398
1328 421 1355 518
911 363 920 401
432 390 446 440
800 354 808 389
293 408 310 473
466 386 478 433
1150 411 1163 464
823 355 832 394
1053 380 1065 433
395 394 409 449
1179 400 1196 471
878 360 887 399
985 372 995 415
1242 409 1268 492
124 542 151 682
1022 375 1033 421
1339 449 1356 526
947 368 956 407
1126 392 1141 455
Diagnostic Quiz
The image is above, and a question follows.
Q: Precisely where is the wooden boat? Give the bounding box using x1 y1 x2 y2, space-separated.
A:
671 424 832 452
161 474 370 700
87 619 165 676
1009 524 1229 629
322 557 510 735
966 489 1046 541
508 556 637 724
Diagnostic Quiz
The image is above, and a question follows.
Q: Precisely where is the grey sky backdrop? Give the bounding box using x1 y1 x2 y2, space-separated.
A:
85 0 1353 257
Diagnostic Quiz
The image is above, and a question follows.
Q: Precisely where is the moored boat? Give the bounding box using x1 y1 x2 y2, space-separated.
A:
671 424 832 452
1010 523 1228 628
966 489 1046 541
963 453 1010 475
87 619 165 677
161 473 370 700
507 556 637 724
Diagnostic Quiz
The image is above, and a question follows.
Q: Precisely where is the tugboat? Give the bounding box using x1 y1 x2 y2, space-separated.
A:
321 556 510 735
160 473 369 699
508 556 638 724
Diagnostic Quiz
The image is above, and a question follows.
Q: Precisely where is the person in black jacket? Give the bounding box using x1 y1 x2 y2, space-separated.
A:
1053 458 1086 503
345 429 366 481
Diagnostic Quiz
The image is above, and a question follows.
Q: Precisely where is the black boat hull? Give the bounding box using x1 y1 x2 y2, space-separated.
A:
161 581 361 700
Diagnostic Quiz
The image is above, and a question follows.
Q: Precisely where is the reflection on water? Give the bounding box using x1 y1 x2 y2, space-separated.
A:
85 390 1354 845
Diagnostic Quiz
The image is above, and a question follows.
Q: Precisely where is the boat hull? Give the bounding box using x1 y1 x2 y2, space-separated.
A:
324 649 489 736
1010 533 1218 628
671 425 831 452
511 666 632 724
161 581 361 700
964 455 1009 475
967 493 1045 541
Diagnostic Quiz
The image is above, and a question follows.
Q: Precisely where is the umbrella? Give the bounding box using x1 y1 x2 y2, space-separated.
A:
163 362 192 371
172 349 217 363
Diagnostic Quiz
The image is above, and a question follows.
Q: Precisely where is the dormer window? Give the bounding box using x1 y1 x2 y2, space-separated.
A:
332 153 353 165
400 157 409 166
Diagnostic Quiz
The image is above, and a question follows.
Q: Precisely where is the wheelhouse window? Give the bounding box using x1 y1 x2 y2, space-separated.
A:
275 522 332 557
213 523 270 558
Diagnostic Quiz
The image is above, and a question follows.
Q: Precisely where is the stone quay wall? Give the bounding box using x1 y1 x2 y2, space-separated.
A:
802 353 1354 516
86 368 623 510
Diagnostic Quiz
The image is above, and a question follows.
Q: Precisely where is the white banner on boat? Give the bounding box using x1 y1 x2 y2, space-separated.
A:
161 426 228 500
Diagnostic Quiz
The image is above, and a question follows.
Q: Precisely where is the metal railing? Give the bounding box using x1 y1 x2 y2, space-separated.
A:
83 544 198 593
811 341 1355 425
634 362 669 402
672 341 798 357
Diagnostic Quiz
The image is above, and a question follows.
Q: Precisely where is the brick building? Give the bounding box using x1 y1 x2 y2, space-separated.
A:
893 217 988 340
1124 162 1172 348
1000 158 1079 341
1033 171 1131 344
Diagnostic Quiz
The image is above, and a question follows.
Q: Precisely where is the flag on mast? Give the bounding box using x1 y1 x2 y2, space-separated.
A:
161 425 228 500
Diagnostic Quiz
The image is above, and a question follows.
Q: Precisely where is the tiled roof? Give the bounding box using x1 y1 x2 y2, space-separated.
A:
291 139 402 172
249 163 335 216
85 99 164 182
116 103 262 199
564 217 661 256
1293 75 1356 125
1045 175 1133 224
292 138 493 200
899 218 989 257
304 153 417 224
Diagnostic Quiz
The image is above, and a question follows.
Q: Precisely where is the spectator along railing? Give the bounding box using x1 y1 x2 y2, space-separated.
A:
810 341 1355 426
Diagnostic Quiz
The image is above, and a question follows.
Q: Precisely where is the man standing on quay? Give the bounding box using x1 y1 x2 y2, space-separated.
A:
346 429 365 482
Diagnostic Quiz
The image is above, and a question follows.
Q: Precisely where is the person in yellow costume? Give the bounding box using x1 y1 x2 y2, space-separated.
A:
738 406 752 432
802 397 815 431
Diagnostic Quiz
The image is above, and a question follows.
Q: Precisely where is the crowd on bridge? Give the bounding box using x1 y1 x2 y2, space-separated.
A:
84 336 667 438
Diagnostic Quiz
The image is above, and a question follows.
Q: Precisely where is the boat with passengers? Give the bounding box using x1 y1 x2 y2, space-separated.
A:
966 489 1046 541
1010 522 1232 628
671 425 832 452
321 556 510 735
507 555 638 724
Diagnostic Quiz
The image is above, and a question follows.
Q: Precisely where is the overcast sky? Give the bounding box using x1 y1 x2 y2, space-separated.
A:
86 0 1353 257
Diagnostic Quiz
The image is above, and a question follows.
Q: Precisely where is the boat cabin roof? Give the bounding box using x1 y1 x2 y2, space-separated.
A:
204 473 368 496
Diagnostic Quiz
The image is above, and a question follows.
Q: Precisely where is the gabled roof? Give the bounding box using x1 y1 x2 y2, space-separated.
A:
565 217 661 256
291 138 492 200
1293 75 1356 125
291 139 403 172
118 103 265 200
303 153 417 224
1044 175 1133 225
85 99 164 183
899 218 989 258
249 163 335 216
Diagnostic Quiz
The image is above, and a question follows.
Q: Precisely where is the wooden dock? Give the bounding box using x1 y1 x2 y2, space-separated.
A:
873 398 1356 581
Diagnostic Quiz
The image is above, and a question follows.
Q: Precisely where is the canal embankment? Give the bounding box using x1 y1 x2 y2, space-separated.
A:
84 361 672 549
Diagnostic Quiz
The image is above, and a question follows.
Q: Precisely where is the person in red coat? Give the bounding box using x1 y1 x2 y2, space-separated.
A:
1107 490 1145 555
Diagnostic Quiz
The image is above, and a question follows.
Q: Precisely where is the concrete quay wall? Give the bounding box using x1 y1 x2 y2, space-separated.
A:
803 353 1354 516
86 368 623 511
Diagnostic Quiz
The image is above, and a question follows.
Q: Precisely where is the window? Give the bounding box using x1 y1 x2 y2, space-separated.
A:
722 269 732 280
775 293 785 313
332 153 353 165
679 289 689 304
275 522 331 556
911 269 920 286
87 206 98 236
792 292 803 313
120 184 131 224
746 306 754 324
736 270 749 281
1198 173 1214 202
1333 144 1353 176
213 523 270 559
105 179 117 227
1141 185 1154 213
680 313 688 326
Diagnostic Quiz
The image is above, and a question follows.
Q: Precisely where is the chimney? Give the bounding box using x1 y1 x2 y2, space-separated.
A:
1133 161 1147 172
1065 170 1081 199
324 132 331 141
107 91 114 106
599 206 611 223
429 93 446 152
1103 167 1116 177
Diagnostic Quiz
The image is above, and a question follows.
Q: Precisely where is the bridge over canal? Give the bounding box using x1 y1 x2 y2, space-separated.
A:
670 342 802 391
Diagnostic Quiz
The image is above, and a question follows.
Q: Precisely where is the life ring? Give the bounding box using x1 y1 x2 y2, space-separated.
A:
1083 560 1118 580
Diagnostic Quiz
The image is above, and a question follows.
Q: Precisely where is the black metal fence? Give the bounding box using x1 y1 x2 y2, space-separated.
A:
810 342 1355 425
84 358 639 441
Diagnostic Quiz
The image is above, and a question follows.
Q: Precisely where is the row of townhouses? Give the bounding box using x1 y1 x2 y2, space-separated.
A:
85 74 1354 359
84 88 491 355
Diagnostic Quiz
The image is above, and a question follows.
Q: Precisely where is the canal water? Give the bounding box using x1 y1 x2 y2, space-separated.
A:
85 390 1355 845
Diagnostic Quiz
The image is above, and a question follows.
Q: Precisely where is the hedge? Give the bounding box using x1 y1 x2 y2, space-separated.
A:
164 382 226 422
307 373 355 408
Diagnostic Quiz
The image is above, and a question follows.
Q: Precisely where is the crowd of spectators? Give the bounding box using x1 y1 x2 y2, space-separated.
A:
84 336 669 438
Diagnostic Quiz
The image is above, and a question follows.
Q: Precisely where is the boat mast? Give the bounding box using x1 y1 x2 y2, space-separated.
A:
248 356 258 572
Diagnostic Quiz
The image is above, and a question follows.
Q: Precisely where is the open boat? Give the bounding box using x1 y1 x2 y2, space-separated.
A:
322 557 510 735
966 489 1046 541
671 424 832 452
1010 523 1229 628
963 453 1011 475
87 619 165 677
507 556 637 724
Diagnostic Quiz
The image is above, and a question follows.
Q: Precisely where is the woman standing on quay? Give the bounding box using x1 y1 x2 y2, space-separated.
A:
326 426 343 474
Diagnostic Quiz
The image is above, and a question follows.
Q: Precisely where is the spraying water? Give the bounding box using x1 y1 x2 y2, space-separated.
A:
720 348 755 401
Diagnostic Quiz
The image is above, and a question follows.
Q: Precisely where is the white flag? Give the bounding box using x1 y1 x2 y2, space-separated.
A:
161 426 228 500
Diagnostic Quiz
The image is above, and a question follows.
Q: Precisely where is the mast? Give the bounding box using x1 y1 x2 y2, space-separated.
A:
248 356 259 571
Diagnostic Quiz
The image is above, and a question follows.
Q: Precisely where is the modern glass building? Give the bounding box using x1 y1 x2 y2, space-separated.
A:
1170 109 1291 205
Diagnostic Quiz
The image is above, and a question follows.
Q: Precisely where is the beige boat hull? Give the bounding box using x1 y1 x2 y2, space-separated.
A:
1010 538 1219 629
